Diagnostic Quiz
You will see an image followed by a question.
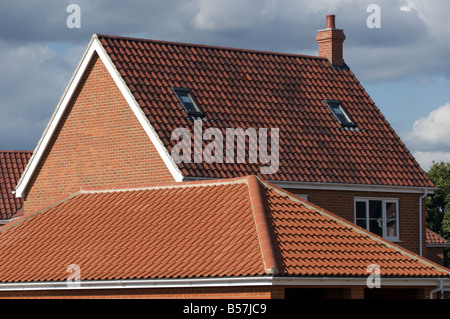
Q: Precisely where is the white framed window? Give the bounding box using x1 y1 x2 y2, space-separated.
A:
354 197 399 241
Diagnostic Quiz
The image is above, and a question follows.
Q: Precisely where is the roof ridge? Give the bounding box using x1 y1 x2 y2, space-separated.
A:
79 176 249 194
246 175 278 276
257 177 450 276
95 33 327 60
2 177 252 233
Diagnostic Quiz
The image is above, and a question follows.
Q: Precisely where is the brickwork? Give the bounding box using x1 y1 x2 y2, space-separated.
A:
0 285 433 299
427 247 445 265
23 54 174 214
316 28 346 66
0 286 274 299
288 188 427 256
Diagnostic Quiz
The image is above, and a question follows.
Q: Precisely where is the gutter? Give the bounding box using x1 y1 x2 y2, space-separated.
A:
0 276 448 292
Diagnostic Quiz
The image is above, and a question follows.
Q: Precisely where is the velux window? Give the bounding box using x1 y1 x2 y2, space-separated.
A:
324 100 355 127
172 87 204 117
355 198 399 241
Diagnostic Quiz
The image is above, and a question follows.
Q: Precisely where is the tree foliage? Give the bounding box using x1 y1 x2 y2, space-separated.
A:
426 161 450 237
426 161 450 266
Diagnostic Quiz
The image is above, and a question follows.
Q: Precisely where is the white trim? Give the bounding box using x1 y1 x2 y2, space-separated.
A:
0 277 274 292
15 35 183 198
273 181 435 194
0 216 20 225
0 276 447 292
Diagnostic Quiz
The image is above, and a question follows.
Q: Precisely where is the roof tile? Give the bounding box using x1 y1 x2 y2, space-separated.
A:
0 151 32 220
0 176 447 284
96 34 433 188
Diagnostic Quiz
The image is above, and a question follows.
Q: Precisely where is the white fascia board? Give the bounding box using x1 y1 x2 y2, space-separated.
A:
183 177 436 195
0 276 447 292
0 277 274 292
15 35 183 198
272 181 436 195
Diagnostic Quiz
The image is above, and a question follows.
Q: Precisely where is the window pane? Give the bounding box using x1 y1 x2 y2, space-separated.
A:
369 200 383 237
174 89 202 115
386 202 397 238
179 94 198 113
369 200 382 218
356 219 366 229
327 101 354 126
331 106 350 124
369 219 383 237
355 201 366 219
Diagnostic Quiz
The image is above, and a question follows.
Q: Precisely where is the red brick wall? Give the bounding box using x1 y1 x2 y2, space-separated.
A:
0 285 433 299
287 188 427 256
427 247 445 265
0 286 276 299
23 54 174 213
316 29 345 66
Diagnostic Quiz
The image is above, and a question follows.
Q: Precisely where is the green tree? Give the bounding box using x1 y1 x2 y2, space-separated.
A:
426 161 450 266
426 161 450 235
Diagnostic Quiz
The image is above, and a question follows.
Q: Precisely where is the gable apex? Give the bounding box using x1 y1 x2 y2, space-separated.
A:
15 35 184 198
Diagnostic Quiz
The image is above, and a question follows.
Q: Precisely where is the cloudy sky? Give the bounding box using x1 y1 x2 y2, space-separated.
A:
0 0 449 171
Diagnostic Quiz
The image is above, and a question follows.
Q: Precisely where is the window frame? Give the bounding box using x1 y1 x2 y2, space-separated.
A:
172 87 204 118
354 197 400 242
324 100 355 127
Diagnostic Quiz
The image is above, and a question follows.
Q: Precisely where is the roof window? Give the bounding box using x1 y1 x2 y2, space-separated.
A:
172 87 204 118
324 100 355 127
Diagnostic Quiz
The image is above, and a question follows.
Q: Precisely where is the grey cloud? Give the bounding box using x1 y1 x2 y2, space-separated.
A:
0 0 450 150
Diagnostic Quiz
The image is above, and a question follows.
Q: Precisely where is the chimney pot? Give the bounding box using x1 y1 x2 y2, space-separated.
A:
326 14 335 29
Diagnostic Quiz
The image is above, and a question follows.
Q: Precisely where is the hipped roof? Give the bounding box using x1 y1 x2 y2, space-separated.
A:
0 175 447 284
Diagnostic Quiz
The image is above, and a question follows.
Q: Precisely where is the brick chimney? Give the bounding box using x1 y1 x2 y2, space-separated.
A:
316 14 346 66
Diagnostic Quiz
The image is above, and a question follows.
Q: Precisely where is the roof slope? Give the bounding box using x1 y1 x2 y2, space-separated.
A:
97 34 432 188
0 151 32 220
0 176 446 284
427 228 448 246
263 184 447 277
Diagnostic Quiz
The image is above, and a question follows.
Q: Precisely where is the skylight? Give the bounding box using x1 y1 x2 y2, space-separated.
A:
324 100 355 127
172 87 204 117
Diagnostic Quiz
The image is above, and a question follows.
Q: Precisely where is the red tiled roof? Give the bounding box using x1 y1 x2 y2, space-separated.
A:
0 151 32 220
426 228 448 246
0 175 446 284
97 34 433 188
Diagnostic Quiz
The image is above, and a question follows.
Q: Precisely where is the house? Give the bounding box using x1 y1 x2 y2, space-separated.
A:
426 228 448 265
1 15 449 299
0 151 32 225
0 175 448 299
